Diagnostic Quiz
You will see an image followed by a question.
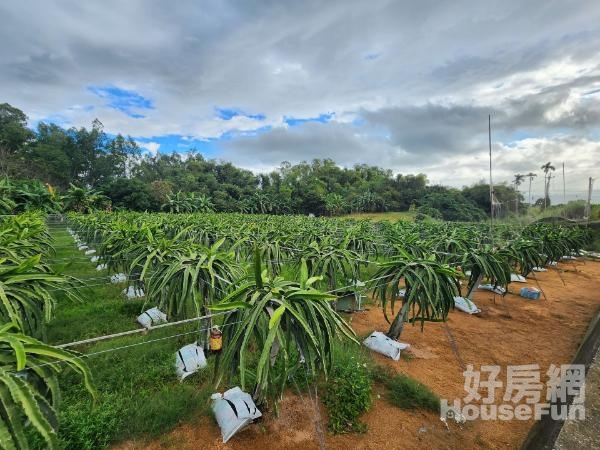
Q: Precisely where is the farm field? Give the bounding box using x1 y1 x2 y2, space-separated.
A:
3 211 598 449
341 211 416 222
116 259 600 449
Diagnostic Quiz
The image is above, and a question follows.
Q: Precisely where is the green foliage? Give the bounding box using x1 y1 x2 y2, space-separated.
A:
463 182 525 219
420 187 486 222
161 191 214 213
55 210 594 448
64 184 108 213
101 178 155 211
300 238 362 290
0 214 79 337
146 239 242 319
212 253 356 408
460 247 511 297
324 343 372 434
415 205 442 220
0 179 62 214
0 322 96 450
324 193 347 216
372 250 460 339
372 366 439 412
56 393 125 450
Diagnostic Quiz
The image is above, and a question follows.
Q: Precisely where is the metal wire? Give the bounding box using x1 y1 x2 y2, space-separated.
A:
19 319 244 372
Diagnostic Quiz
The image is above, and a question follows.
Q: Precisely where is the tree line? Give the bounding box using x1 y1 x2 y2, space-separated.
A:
1 102 527 220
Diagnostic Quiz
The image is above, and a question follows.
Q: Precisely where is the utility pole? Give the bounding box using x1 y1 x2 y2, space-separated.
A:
488 115 494 245
585 177 595 224
562 163 566 205
543 172 547 210
544 174 555 209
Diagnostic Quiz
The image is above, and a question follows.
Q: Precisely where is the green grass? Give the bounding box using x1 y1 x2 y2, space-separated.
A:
342 211 415 222
45 228 214 449
372 365 439 412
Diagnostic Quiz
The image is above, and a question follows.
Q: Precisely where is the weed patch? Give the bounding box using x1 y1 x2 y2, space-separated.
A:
323 342 372 434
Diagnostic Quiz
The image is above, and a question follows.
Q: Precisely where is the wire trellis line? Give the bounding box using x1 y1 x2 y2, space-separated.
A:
19 319 244 373
56 310 230 349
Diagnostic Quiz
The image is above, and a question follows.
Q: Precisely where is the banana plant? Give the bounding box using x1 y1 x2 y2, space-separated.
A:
0 322 96 450
211 248 356 408
371 250 460 340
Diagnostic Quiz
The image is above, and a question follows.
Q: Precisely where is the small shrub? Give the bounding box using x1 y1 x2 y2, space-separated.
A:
324 343 372 434
372 366 439 412
58 393 125 450
415 205 442 220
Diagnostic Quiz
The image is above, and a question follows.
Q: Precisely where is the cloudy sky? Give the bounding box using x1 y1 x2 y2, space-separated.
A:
1 0 599 201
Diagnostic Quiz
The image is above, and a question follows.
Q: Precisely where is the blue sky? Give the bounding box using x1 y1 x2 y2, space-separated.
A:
88 85 154 119
1 0 599 201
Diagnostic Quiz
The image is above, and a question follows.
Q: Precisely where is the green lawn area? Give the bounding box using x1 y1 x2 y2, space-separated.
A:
342 211 415 222
43 227 213 449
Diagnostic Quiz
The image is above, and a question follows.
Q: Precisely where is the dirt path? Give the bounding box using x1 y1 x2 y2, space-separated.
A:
115 260 600 450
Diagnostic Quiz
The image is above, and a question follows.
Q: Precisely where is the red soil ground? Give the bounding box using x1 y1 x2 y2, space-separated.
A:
115 259 600 450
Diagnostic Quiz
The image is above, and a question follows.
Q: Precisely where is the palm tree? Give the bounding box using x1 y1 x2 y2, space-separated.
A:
525 172 537 205
541 162 556 209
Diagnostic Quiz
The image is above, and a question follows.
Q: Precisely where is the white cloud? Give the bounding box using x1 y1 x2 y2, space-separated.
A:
136 141 160 156
0 0 599 192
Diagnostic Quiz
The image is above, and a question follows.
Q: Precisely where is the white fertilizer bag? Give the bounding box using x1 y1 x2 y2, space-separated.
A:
78 245 88 251
454 296 481 314
84 249 96 255
478 284 506 295
122 286 145 299
96 263 107 271
510 274 526 283
396 289 406 298
175 343 207 381
136 307 167 328
110 273 127 283
211 387 262 443
363 331 409 361
532 267 547 272
90 256 99 263
547 261 558 267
